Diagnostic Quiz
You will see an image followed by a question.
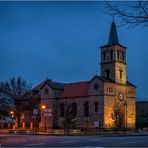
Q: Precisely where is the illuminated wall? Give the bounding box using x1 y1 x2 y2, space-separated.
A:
103 83 136 129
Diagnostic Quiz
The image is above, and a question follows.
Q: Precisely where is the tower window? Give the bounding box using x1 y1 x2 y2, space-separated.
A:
103 52 106 60
84 101 89 117
120 70 123 79
105 69 110 79
117 51 120 59
122 52 125 61
110 51 113 59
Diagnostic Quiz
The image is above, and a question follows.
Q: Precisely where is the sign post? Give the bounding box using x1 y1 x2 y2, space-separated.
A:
43 109 52 133
94 122 99 133
33 109 38 134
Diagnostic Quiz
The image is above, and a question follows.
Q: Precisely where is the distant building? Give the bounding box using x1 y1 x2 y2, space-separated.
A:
136 101 148 118
17 21 136 130
136 101 148 128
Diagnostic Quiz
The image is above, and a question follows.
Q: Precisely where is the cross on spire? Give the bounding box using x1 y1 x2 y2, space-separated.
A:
112 15 115 22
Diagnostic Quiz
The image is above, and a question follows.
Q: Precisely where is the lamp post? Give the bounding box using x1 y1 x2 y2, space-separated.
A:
41 105 47 133
124 102 127 134
10 111 14 129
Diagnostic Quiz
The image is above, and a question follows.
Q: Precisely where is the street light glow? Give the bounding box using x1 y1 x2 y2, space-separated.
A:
41 105 46 110
10 111 14 115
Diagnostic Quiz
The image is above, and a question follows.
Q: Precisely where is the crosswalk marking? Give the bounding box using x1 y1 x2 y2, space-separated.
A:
24 142 45 146
61 141 77 143
121 140 146 144
90 139 103 141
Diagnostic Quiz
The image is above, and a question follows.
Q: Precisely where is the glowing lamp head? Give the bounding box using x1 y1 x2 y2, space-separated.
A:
41 105 46 109
10 111 14 114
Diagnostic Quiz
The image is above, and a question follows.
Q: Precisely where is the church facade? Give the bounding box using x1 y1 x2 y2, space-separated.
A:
18 21 136 130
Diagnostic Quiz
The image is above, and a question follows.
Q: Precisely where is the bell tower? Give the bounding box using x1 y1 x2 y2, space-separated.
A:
100 21 126 85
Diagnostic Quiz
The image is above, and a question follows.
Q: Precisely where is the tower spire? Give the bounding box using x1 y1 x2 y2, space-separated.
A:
108 20 119 45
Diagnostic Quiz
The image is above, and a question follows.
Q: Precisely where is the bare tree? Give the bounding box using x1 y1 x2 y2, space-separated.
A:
105 1 148 28
0 96 12 116
0 76 31 126
112 103 124 132
63 103 76 135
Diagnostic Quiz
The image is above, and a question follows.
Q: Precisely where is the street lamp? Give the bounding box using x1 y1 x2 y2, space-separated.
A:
41 105 47 133
124 102 127 134
41 105 46 110
10 111 14 129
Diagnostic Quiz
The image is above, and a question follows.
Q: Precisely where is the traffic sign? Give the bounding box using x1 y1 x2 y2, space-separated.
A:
33 109 38 115
44 113 52 117
44 109 52 113
94 122 99 127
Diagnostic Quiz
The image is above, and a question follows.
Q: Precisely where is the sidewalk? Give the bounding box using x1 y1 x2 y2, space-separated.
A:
0 129 9 134
97 131 148 137
0 128 148 136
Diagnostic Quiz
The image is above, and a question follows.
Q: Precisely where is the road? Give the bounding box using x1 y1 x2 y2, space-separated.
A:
0 134 148 147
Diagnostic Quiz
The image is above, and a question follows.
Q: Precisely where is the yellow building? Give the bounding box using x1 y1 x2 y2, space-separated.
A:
100 21 136 129
18 21 136 131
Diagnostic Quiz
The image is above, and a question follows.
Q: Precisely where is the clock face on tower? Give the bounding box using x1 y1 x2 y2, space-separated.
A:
118 92 124 101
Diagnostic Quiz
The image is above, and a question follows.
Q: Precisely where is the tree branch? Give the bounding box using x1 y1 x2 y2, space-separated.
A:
104 0 148 28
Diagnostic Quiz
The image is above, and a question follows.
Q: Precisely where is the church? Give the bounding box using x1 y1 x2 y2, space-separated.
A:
18 21 136 131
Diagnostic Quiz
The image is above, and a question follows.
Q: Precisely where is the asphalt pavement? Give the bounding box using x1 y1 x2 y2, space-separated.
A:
0 134 148 147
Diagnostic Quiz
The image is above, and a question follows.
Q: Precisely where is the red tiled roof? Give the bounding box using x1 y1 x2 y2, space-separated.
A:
33 80 47 90
59 81 89 98
21 80 47 99
33 80 64 90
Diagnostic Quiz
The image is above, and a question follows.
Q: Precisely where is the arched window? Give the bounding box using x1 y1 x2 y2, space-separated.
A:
94 84 99 90
45 89 48 94
94 102 98 112
110 51 113 59
103 52 106 60
122 52 125 61
60 103 65 117
119 70 123 79
72 103 77 117
117 51 120 59
105 69 110 79
84 101 89 117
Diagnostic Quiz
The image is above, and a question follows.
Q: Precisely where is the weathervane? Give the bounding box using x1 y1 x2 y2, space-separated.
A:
112 14 115 22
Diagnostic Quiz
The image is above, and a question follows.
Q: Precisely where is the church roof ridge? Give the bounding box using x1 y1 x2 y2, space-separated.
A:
65 81 89 85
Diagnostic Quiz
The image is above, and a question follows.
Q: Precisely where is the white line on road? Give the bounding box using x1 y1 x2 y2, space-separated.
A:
24 142 45 146
90 139 103 141
121 140 146 144
84 146 104 148
61 140 78 143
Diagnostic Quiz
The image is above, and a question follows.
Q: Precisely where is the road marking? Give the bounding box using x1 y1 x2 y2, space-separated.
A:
61 141 77 143
24 142 45 146
90 139 102 141
121 140 146 144
84 146 104 148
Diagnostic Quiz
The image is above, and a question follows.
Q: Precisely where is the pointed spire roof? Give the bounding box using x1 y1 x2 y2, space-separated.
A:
100 21 126 48
108 20 119 45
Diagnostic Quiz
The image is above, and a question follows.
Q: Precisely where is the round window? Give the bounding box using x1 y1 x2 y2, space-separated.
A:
94 84 99 90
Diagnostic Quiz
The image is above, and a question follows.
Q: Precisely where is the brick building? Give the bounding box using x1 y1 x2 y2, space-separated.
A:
17 21 136 130
136 101 148 118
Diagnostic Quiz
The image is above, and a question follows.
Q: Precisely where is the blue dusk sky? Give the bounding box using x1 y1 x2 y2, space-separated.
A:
0 1 148 100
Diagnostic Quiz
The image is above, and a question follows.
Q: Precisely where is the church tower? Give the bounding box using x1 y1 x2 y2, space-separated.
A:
100 21 126 85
